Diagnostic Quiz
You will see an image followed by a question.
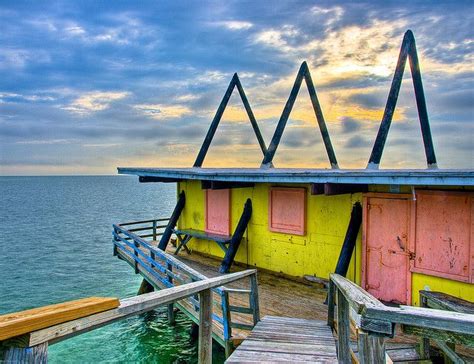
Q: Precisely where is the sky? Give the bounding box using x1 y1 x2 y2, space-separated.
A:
0 0 472 175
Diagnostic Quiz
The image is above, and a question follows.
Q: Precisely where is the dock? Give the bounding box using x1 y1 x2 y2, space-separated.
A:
226 316 338 363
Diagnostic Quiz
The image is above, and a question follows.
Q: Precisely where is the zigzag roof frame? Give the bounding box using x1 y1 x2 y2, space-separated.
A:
367 30 437 169
260 61 339 169
193 73 268 168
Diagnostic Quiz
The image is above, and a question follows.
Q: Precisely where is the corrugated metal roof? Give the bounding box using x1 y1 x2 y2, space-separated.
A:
117 167 474 186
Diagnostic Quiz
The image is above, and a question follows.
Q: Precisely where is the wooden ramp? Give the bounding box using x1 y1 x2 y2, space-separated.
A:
226 316 338 363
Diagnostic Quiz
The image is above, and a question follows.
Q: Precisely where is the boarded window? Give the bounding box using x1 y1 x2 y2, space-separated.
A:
206 189 230 235
412 191 473 283
269 187 306 235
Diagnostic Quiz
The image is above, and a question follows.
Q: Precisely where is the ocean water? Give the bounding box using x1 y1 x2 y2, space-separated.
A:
0 176 225 363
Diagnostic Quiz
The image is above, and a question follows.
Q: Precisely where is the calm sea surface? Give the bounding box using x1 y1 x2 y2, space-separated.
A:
0 176 224 363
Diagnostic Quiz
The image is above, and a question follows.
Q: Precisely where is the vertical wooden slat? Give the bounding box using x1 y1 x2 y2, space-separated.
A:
249 273 260 325
357 330 386 364
198 289 213 364
221 291 233 358
152 220 157 241
419 293 431 359
337 289 351 364
133 241 139 274
167 263 175 325
3 342 48 364
327 280 335 329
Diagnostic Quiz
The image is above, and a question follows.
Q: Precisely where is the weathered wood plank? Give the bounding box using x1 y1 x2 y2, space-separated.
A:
2 342 48 364
337 290 351 363
402 325 474 347
330 274 384 314
363 305 474 335
420 291 474 314
199 289 212 364
357 330 386 364
4 270 256 347
0 297 120 341
225 316 337 363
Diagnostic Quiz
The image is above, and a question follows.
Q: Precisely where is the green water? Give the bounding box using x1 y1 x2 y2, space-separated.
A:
0 176 225 363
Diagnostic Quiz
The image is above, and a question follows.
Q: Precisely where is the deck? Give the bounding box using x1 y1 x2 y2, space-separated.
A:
112 221 474 362
226 316 338 363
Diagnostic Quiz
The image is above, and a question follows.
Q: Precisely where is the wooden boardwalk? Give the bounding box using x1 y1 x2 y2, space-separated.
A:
226 316 338 363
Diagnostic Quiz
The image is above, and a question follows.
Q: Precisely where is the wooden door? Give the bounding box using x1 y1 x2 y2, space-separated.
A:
362 196 412 304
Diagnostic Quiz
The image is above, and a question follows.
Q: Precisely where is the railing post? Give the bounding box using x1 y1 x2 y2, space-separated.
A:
419 292 431 359
221 291 233 358
337 289 351 364
3 342 48 364
327 279 335 329
357 330 386 364
249 273 260 325
198 289 212 364
167 263 175 325
112 228 118 256
152 220 157 241
133 241 139 274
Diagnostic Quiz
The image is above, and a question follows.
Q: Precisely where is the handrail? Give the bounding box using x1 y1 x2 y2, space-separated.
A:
1 270 256 364
328 274 474 364
112 220 260 353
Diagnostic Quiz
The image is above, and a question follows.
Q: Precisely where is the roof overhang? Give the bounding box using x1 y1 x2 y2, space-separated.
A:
117 167 474 186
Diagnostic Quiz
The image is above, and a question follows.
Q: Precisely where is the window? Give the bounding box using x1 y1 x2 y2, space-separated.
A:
412 191 473 283
269 187 306 235
206 189 230 235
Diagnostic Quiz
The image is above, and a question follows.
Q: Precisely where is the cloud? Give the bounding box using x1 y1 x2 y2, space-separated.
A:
62 91 130 115
214 20 253 31
133 103 191 120
341 117 362 133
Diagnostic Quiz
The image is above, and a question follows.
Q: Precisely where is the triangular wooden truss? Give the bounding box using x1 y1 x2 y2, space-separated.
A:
260 61 339 169
193 73 267 167
367 30 437 169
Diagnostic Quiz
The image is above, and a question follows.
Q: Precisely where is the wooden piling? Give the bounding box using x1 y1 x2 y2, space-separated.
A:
198 289 212 364
2 342 48 364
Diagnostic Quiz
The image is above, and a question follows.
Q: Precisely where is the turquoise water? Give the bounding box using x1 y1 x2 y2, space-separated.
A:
0 176 224 363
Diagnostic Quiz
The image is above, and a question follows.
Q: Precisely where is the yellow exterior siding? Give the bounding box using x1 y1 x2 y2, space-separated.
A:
177 180 362 283
411 273 474 306
177 180 473 305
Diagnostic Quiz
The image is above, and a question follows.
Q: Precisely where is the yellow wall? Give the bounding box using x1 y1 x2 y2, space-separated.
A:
411 273 474 306
177 181 473 305
177 180 362 283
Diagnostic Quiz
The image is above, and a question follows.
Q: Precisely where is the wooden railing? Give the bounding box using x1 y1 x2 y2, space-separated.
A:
0 270 257 364
112 221 260 353
328 274 474 364
117 218 170 241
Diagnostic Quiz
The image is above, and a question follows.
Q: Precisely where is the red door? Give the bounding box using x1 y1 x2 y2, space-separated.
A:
363 196 412 304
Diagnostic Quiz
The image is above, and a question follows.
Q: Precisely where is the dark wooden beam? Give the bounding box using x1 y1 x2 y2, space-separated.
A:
367 30 437 169
201 181 255 190
139 176 182 183
311 183 368 195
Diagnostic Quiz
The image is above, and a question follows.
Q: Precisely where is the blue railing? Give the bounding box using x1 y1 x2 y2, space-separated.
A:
112 219 259 347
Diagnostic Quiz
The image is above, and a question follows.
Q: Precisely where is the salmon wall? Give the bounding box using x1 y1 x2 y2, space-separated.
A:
177 180 362 283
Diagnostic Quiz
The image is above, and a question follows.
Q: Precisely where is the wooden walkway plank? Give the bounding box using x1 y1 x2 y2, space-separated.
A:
226 316 338 363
